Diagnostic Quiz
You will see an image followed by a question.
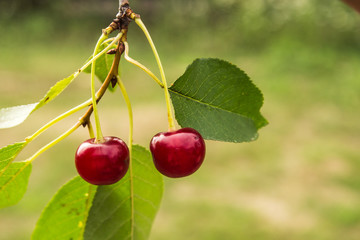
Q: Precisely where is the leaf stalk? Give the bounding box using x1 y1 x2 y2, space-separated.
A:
123 41 164 88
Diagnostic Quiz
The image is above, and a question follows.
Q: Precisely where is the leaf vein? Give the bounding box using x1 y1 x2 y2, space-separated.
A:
134 194 157 210
0 162 30 192
169 89 252 120
133 175 161 189
91 196 131 235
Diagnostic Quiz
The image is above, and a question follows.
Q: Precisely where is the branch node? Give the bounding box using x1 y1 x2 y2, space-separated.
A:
107 49 117 55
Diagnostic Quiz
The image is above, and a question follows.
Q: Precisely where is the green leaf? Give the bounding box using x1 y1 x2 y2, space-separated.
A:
0 142 29 208
0 161 32 208
83 43 116 91
0 103 38 129
0 142 27 170
0 42 117 129
34 73 75 111
84 145 163 240
0 73 76 129
169 58 268 143
32 176 97 240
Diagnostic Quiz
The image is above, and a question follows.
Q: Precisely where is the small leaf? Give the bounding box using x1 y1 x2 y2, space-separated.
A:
32 176 97 240
0 73 76 129
0 103 38 129
34 73 75 111
169 58 268 143
0 142 27 170
0 161 32 208
0 43 117 129
83 43 116 91
84 145 163 240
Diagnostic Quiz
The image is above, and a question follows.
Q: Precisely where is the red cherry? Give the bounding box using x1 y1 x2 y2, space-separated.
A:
75 136 129 185
150 128 206 178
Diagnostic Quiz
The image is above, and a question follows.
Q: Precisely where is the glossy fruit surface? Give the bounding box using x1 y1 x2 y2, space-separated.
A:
150 128 206 178
75 136 129 185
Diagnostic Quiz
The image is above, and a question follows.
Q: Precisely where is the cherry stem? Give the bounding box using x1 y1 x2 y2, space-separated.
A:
78 34 122 77
25 122 81 163
123 41 163 88
102 37 116 44
79 35 125 127
7 28 124 166
134 17 176 131
24 34 124 144
25 99 92 143
91 33 108 143
23 45 122 163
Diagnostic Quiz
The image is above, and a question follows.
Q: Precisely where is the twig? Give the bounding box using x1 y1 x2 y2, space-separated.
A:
79 38 125 126
118 0 130 16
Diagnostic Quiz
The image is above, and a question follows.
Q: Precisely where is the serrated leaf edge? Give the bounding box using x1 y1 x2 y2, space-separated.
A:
0 161 32 208
0 161 31 192
32 177 97 240
171 57 268 129
0 142 27 175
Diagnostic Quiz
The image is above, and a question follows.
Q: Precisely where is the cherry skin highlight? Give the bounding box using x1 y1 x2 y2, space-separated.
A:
75 136 129 185
150 128 206 178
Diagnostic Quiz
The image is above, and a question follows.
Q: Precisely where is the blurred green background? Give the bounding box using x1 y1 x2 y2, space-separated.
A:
1 0 360 239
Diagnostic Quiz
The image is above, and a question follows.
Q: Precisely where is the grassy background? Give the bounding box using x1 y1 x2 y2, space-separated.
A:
1 1 360 239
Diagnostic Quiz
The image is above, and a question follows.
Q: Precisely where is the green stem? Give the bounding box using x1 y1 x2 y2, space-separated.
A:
116 75 134 237
79 33 122 75
117 76 133 148
25 33 122 143
91 34 108 142
123 41 163 88
134 18 176 131
25 99 92 143
102 37 116 45
25 33 123 143
25 122 81 163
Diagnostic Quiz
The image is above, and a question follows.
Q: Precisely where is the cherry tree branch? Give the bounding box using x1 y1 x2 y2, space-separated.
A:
118 0 130 18
342 0 360 13
79 39 125 126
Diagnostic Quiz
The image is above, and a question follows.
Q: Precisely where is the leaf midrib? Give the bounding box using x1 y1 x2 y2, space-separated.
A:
0 161 31 204
169 88 254 121
0 142 27 176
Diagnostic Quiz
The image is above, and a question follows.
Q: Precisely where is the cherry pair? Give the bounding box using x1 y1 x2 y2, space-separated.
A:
75 128 206 185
